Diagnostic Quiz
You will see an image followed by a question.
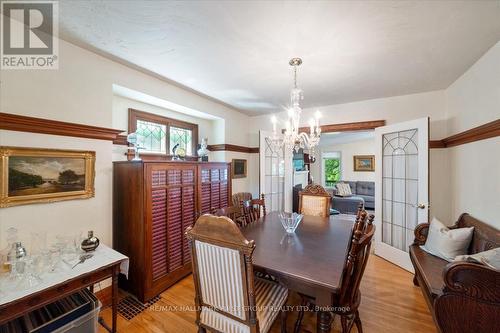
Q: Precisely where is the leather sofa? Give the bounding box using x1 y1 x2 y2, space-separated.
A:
409 213 500 333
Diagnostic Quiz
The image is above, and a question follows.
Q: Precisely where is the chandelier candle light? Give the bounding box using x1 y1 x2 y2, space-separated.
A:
269 58 321 155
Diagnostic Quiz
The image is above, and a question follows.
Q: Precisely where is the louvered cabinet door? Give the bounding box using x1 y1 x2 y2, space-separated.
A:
150 170 168 282
198 163 231 214
146 164 197 299
181 168 196 264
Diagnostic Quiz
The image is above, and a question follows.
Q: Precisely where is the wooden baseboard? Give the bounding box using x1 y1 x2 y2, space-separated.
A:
94 286 112 308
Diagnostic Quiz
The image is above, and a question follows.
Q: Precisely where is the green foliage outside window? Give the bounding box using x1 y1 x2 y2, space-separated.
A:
324 158 340 187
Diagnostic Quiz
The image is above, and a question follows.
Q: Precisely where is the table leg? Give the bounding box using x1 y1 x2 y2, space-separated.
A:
112 265 119 333
317 311 332 333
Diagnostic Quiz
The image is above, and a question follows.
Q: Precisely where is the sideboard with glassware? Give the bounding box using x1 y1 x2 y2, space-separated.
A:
0 227 128 333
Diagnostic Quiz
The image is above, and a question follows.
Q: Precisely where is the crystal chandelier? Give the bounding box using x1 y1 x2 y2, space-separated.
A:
268 58 321 155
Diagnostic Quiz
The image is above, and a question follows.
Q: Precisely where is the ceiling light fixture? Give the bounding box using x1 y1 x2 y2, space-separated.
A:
268 58 321 156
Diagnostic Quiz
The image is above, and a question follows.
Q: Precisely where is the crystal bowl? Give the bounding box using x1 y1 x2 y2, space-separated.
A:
279 212 303 233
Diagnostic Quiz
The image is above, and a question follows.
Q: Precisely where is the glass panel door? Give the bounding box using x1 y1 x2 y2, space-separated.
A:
259 131 284 212
375 118 429 272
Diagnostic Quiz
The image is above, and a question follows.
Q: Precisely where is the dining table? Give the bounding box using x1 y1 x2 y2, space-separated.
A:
241 211 356 333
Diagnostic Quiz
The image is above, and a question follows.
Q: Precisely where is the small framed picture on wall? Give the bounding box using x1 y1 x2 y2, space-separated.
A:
232 159 247 179
353 155 375 172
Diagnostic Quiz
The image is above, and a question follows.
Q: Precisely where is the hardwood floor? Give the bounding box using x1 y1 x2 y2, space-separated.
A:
99 255 436 333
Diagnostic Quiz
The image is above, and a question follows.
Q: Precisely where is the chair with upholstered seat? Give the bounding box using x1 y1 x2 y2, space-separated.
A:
294 208 375 333
242 194 267 226
298 184 332 218
186 214 289 333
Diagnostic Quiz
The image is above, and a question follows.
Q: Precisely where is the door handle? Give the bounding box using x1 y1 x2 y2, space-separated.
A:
417 203 428 209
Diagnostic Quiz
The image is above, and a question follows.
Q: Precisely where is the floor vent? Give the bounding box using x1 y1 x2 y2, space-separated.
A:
117 295 161 320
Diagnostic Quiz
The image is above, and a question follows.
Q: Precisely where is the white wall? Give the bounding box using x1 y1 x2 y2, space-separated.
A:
249 90 451 223
0 131 113 251
311 138 376 186
445 41 500 227
0 38 251 250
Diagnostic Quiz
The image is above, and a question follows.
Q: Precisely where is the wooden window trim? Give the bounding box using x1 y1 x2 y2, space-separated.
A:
128 108 199 157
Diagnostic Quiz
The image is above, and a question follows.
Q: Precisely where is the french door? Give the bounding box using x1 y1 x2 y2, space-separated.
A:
259 130 289 212
374 118 429 272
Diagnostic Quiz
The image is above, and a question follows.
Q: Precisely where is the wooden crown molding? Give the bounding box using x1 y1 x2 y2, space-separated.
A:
113 134 128 145
0 112 124 141
442 119 500 148
114 138 260 154
430 119 500 149
295 120 386 134
207 144 259 154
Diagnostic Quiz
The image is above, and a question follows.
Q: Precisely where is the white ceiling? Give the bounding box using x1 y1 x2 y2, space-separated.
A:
59 1 500 116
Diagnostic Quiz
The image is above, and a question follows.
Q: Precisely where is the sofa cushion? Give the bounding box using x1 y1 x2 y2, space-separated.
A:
409 244 447 299
421 218 474 261
357 194 374 204
356 181 374 196
455 247 500 269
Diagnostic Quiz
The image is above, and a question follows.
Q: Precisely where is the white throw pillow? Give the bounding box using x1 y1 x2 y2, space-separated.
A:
336 183 352 197
421 217 474 261
455 247 500 270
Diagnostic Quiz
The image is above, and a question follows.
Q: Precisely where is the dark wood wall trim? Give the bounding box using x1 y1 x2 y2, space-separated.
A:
429 140 446 149
207 144 259 154
430 119 500 149
113 134 128 145
0 112 124 141
297 120 386 134
114 139 260 154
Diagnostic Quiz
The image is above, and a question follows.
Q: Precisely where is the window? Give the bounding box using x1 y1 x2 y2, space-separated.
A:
322 152 341 187
129 109 198 157
324 158 341 187
170 126 193 156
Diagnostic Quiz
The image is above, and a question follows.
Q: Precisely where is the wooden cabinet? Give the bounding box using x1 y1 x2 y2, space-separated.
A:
113 161 231 302
198 163 230 215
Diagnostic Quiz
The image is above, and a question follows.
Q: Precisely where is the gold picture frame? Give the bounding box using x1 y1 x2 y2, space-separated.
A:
353 155 375 172
0 147 95 208
231 159 247 179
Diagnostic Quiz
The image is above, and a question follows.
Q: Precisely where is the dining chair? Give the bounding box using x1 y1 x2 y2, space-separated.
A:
232 192 253 207
294 208 375 333
186 214 289 333
298 184 332 218
212 206 246 227
242 194 266 225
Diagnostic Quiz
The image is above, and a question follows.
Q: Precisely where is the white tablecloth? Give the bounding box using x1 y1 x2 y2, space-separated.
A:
0 244 129 306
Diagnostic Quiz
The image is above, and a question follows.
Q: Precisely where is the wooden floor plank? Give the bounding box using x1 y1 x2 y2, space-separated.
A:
99 255 436 333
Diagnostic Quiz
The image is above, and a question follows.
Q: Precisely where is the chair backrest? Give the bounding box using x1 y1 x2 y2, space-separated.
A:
242 194 266 225
338 208 375 307
186 215 258 331
299 184 332 217
232 192 253 207
212 206 244 227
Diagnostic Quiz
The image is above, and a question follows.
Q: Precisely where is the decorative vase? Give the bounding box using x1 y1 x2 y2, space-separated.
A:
81 231 100 252
197 138 209 161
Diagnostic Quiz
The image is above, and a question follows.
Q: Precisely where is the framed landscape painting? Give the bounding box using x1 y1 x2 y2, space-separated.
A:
0 147 95 208
353 155 375 172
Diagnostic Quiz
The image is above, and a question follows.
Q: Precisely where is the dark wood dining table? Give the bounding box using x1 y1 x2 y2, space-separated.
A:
241 211 356 333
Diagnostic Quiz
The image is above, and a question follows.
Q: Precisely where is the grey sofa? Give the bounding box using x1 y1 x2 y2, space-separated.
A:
331 181 375 210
